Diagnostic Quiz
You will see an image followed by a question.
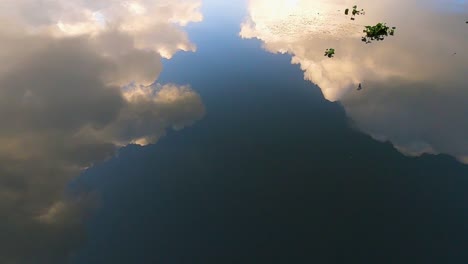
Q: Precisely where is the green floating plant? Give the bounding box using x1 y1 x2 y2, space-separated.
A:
324 48 335 58
361 23 396 43
344 5 365 20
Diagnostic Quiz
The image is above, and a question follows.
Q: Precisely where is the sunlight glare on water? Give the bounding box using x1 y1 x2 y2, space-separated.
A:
241 0 362 43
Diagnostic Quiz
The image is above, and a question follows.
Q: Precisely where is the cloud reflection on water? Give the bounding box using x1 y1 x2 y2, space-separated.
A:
0 1 205 262
241 0 468 163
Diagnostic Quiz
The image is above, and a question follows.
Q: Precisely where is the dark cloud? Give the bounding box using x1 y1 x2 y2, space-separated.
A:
342 77 468 163
0 1 205 263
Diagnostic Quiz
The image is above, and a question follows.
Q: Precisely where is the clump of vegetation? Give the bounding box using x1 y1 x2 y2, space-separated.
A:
344 5 365 20
324 48 335 58
361 23 396 43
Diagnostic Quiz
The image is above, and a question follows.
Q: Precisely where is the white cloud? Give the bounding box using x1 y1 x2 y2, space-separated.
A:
0 1 204 263
241 0 468 163
1 0 203 58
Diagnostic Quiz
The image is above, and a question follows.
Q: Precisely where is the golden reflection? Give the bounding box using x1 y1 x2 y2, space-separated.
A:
241 0 468 163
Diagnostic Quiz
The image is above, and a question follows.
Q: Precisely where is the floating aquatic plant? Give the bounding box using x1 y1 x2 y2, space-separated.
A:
324 48 335 58
361 23 396 43
344 5 365 20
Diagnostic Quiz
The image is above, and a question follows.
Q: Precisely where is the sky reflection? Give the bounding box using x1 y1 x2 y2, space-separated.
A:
0 1 204 262
241 0 468 163
0 0 467 263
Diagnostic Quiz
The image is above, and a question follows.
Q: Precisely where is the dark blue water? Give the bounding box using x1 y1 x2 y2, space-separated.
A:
72 3 468 264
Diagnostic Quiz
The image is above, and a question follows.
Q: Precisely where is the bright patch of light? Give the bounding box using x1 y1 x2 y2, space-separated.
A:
123 1 147 14
92 11 106 27
56 21 100 36
241 0 362 43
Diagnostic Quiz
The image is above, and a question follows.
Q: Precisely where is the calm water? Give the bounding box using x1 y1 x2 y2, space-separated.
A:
0 1 467 263
72 1 468 263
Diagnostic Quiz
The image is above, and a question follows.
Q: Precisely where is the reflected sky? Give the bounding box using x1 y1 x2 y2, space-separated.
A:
0 1 204 263
73 1 468 264
241 0 468 163
0 1 467 263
